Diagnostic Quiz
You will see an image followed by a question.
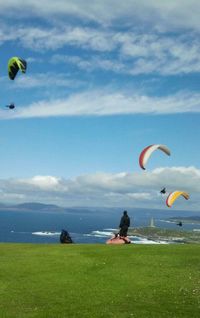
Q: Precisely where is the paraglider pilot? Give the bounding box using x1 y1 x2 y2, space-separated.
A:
119 211 130 237
6 103 15 110
160 187 166 194
60 229 73 244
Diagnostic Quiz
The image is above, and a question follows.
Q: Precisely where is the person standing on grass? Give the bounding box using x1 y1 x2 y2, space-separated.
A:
119 210 130 237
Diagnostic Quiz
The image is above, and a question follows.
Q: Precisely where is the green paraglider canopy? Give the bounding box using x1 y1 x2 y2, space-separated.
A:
8 57 27 80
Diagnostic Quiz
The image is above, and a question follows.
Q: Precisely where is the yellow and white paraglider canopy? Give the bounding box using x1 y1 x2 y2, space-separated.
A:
166 191 189 207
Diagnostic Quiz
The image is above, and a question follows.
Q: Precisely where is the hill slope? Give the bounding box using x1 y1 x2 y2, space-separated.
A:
0 244 200 318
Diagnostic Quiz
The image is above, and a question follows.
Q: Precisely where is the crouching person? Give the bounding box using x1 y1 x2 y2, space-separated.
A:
60 229 73 244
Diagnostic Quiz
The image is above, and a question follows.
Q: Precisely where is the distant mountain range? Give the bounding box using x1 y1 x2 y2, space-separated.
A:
1 203 200 219
0 202 111 213
0 202 65 212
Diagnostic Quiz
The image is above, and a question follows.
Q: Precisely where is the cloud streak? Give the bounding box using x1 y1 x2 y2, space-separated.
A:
1 0 200 32
0 25 115 52
52 36 200 76
0 89 199 119
0 73 84 89
0 166 199 209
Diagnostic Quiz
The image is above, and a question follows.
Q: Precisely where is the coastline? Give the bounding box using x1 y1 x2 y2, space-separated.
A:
128 227 200 244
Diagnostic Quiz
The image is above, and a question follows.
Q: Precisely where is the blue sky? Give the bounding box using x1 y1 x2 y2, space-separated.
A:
0 0 200 210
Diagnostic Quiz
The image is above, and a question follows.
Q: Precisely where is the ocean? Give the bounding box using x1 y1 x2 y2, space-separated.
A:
0 207 200 244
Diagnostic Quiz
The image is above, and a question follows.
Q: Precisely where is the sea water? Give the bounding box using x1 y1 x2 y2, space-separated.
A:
0 207 200 244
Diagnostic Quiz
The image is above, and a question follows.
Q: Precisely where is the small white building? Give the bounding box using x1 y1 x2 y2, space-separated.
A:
149 217 156 227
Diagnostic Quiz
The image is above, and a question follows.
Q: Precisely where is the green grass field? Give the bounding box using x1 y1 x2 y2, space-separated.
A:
0 244 200 318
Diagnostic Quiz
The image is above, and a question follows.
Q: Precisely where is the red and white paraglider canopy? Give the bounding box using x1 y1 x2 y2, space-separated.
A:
139 144 171 170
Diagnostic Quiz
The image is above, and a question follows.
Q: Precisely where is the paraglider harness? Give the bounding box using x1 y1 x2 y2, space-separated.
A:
111 233 131 244
60 229 73 244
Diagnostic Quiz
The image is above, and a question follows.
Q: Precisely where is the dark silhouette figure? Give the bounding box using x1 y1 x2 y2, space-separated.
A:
6 103 15 109
177 221 182 227
119 211 130 237
60 229 73 244
160 187 166 194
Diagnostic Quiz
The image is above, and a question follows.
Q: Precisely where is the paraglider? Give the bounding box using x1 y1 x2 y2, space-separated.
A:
166 191 189 208
139 144 171 170
8 57 27 80
5 103 15 110
160 187 166 194
60 229 73 244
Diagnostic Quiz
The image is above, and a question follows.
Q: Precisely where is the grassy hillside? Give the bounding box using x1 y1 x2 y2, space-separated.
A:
0 244 200 318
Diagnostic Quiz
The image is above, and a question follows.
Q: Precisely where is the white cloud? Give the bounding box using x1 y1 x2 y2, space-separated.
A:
1 20 200 76
0 167 199 209
1 0 200 32
51 55 126 74
0 25 115 52
0 89 199 119
2 24 198 76
51 32 200 76
18 176 61 190
6 73 83 89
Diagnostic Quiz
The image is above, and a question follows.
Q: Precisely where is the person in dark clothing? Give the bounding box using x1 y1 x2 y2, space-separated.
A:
60 229 73 244
119 210 130 237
